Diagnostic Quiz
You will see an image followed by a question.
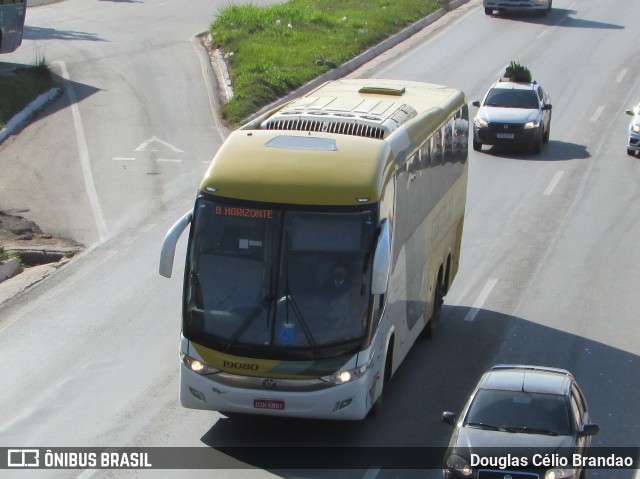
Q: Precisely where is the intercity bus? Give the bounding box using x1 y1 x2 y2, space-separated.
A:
0 0 26 54
160 79 469 420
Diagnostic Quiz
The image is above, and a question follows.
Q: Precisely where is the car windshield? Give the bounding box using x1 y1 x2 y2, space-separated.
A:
484 88 540 109
183 197 375 359
464 389 572 436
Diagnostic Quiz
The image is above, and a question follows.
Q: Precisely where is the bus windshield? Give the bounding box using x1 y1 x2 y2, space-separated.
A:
184 197 376 360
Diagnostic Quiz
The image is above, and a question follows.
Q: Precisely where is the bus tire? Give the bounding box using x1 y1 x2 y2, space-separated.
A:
421 277 443 339
368 341 393 418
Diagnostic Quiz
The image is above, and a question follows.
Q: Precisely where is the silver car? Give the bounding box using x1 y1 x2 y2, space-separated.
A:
472 79 552 154
626 104 640 156
484 0 553 17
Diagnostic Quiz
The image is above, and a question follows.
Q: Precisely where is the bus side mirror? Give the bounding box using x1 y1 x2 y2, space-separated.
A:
159 211 193 278
371 220 391 295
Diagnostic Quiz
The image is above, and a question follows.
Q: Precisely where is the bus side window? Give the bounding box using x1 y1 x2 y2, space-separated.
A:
431 131 443 166
419 142 430 170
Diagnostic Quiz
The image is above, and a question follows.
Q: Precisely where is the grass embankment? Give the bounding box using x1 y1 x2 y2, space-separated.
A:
209 0 452 126
0 64 54 130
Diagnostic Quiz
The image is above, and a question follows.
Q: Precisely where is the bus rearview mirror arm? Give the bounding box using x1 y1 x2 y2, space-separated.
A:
159 211 193 278
371 220 391 295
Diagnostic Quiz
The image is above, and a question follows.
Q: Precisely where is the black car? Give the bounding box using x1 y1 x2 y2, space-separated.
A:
442 365 599 479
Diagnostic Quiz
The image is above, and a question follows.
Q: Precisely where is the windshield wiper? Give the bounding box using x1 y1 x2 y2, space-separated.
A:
466 422 517 433
282 261 318 349
224 293 274 349
505 426 558 436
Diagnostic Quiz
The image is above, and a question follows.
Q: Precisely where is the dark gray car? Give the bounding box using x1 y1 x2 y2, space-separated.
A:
442 365 599 479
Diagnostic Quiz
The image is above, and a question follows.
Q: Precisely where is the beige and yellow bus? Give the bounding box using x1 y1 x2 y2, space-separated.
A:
160 79 468 420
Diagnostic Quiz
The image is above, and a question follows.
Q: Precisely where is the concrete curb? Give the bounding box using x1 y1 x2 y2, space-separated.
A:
0 87 62 144
0 258 23 283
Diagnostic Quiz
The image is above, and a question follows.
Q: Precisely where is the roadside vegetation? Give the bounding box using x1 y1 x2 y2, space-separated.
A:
0 247 22 266
209 0 453 126
0 63 54 130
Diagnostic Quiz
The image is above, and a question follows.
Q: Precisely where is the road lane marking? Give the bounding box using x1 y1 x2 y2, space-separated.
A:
135 136 184 153
157 158 182 163
463 278 497 322
112 157 136 161
536 30 548 39
55 61 109 243
362 466 382 479
543 170 564 196
591 105 605 122
616 69 628 83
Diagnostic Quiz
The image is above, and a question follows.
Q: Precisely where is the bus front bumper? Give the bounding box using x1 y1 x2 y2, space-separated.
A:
179 364 375 420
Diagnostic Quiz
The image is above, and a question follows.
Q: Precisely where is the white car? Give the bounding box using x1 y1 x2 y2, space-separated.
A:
472 79 552 154
626 104 640 156
484 0 552 17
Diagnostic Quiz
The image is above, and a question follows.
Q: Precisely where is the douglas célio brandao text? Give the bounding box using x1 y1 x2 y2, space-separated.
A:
471 453 634 469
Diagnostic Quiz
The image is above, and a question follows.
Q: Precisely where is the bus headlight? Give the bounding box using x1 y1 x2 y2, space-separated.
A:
545 469 577 479
181 353 220 375
322 360 372 385
446 454 473 476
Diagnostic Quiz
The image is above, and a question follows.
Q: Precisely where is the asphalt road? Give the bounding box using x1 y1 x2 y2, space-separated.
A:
1 1 640 479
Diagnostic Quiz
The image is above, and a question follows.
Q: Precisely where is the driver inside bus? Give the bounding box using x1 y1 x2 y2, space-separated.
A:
322 263 355 323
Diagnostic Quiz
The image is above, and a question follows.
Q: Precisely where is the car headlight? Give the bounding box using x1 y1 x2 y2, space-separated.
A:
545 468 577 479
632 124 640 133
524 120 540 129
321 358 372 384
446 454 473 477
474 117 488 128
182 353 220 375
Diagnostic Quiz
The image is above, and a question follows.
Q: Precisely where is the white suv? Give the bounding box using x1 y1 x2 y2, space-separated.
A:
484 0 552 17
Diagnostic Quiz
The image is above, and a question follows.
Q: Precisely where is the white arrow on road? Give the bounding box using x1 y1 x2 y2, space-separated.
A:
135 136 184 153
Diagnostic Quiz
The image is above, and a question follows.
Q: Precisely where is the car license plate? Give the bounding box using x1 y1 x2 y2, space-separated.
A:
497 132 515 139
254 399 285 410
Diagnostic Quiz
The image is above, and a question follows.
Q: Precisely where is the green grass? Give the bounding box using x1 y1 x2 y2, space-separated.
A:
209 0 452 126
0 247 22 266
0 63 55 130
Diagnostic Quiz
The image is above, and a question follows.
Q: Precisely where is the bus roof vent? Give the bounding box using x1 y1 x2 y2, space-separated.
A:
261 102 417 139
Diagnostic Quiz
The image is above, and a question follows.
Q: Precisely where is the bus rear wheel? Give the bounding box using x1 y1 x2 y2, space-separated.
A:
421 277 444 339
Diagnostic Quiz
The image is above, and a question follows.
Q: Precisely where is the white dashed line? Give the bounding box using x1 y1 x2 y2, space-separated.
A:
157 158 182 163
464 278 498 322
591 105 605 122
112 157 136 161
543 170 564 196
616 69 628 83
362 466 382 479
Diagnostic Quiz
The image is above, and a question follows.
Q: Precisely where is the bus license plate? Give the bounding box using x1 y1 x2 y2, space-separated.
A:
254 399 285 410
497 132 515 139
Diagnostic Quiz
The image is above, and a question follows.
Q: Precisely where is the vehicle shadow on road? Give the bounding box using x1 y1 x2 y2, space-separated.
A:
23 25 105 42
480 140 590 161
491 9 624 30
198 305 640 478
0 63 100 135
